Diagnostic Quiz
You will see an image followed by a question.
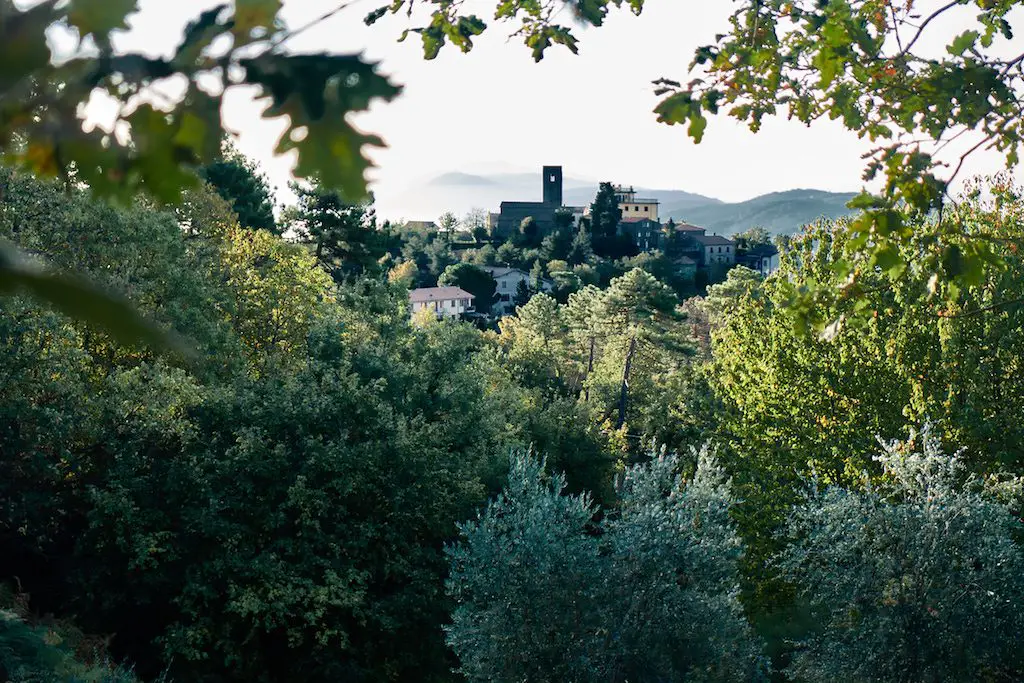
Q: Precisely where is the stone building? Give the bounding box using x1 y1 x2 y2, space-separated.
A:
494 166 564 238
494 166 584 239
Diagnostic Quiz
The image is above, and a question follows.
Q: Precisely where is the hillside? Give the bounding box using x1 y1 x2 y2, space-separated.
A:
665 189 857 235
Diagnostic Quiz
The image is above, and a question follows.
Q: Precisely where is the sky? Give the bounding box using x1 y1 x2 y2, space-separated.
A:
78 0 1022 220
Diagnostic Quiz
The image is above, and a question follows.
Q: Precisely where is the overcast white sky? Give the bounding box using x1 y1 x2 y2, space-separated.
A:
89 0 1021 218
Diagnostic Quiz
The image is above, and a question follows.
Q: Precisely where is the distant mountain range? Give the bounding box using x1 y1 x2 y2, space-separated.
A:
664 189 858 236
383 171 857 235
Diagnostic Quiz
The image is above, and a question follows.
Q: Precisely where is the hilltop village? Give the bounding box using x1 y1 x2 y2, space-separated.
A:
404 166 779 320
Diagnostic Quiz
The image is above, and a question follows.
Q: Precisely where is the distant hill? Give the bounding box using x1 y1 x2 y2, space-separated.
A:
381 171 854 235
429 172 497 186
563 187 719 210
665 189 857 236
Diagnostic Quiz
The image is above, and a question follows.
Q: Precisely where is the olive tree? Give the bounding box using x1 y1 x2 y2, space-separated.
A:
781 427 1024 682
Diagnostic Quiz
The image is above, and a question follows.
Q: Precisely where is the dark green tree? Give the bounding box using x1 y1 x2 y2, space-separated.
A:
199 142 278 234
289 181 384 279
567 224 594 266
513 279 532 308
439 262 498 314
540 208 575 261
515 216 542 248
588 182 622 247
781 430 1024 682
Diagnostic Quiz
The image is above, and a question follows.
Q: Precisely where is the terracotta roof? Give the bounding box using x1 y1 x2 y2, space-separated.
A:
692 234 734 247
674 222 706 233
409 286 474 303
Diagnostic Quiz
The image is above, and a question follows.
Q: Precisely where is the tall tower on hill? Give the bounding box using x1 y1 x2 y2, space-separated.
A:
542 165 563 206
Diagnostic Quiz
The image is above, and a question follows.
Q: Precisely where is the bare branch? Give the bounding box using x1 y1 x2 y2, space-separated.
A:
898 0 963 58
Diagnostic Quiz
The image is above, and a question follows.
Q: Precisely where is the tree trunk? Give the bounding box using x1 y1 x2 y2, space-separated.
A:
616 335 637 429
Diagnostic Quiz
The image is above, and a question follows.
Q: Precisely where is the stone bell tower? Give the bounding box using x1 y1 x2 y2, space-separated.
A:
542 165 563 207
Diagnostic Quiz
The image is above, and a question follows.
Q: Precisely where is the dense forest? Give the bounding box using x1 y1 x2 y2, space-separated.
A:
3 158 1024 682
4 0 1024 680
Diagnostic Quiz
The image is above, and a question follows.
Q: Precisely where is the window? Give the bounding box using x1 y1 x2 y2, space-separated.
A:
643 206 648 212
500 280 506 289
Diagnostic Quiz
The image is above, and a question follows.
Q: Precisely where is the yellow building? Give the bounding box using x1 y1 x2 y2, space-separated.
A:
615 185 659 223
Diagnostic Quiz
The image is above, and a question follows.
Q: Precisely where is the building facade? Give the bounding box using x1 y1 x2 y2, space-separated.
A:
615 185 660 222
494 166 569 238
482 266 553 316
409 286 475 319
619 218 662 251
692 234 736 265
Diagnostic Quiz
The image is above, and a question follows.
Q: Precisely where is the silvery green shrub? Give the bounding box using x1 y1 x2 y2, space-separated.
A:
780 427 1024 682
600 447 766 682
446 448 766 682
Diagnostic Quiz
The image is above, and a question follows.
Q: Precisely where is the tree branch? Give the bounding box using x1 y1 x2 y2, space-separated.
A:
271 0 366 49
939 295 1024 318
898 0 962 58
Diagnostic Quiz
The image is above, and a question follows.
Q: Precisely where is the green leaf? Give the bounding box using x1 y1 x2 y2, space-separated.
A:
0 3 56 92
126 104 200 202
940 244 963 278
0 241 191 356
687 112 708 143
233 0 281 42
653 92 696 126
947 30 979 56
174 4 230 66
67 0 138 37
872 244 905 277
847 192 885 210
243 53 402 201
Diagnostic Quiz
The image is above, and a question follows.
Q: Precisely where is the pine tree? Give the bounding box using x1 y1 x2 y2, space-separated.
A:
288 181 383 279
200 142 278 234
567 225 594 265
513 279 532 308
588 182 622 257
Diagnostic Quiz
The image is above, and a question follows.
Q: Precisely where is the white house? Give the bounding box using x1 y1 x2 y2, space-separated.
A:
692 234 736 266
409 286 475 319
481 266 553 317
